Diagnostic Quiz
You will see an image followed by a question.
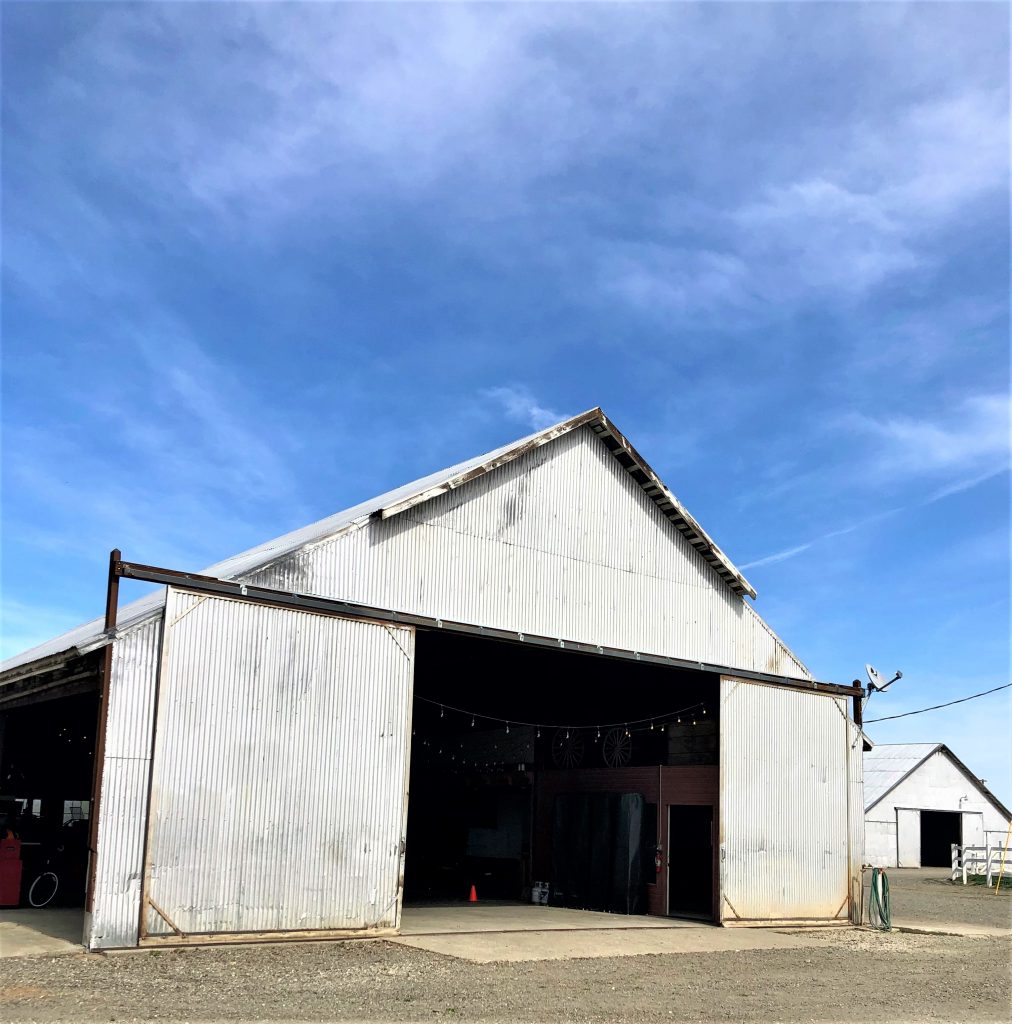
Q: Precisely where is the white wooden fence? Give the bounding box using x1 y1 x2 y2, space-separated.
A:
950 842 1009 886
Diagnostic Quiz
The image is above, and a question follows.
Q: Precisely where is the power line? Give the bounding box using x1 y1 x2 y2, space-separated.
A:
864 684 1011 723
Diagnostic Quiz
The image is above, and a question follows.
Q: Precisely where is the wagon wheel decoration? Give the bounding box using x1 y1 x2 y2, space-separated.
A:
551 728 585 768
601 727 632 768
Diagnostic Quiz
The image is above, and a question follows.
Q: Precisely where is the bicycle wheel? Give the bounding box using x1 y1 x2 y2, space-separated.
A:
28 871 59 908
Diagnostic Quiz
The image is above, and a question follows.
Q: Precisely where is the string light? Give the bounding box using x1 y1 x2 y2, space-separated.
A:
414 694 706 733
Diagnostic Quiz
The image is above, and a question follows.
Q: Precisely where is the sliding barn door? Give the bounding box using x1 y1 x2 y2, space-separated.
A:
142 589 414 940
719 678 850 922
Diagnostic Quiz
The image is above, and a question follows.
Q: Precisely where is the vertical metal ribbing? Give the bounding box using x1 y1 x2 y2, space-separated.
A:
720 678 849 921
88 613 164 949
245 427 810 679
142 590 413 937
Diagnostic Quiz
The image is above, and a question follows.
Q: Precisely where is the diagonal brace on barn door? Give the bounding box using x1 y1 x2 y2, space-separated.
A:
383 624 413 662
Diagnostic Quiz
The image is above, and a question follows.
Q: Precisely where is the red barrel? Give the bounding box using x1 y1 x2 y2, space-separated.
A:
0 838 22 906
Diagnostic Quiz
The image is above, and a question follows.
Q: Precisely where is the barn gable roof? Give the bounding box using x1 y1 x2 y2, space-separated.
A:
864 742 1011 819
2 407 759 679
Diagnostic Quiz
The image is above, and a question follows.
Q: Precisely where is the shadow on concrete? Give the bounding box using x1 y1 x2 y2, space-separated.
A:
0 908 85 957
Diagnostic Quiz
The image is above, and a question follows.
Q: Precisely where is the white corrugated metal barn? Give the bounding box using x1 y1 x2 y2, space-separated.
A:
0 409 866 950
864 743 1011 867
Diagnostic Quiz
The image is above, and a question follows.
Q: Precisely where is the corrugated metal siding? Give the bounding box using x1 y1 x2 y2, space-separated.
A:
143 590 413 937
244 427 809 679
719 678 849 921
88 614 163 950
847 719 865 924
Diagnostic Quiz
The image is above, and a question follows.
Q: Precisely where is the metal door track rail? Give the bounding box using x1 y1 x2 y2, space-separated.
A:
114 559 862 699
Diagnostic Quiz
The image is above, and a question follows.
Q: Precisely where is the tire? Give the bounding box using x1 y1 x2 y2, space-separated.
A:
28 871 59 908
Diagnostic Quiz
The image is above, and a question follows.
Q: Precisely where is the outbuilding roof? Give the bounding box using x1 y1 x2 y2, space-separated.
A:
1 407 757 680
864 742 1011 819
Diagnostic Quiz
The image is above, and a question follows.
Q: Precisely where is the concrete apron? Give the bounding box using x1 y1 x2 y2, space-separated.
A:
394 904 826 963
0 909 85 958
0 904 841 962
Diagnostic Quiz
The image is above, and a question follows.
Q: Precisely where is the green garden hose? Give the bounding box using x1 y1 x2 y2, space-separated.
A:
869 867 891 931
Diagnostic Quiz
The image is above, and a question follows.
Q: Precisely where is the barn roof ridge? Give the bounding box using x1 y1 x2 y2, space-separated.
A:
864 742 1011 820
2 407 760 678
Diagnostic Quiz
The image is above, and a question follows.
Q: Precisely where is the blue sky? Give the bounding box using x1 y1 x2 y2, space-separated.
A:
2 4 1009 797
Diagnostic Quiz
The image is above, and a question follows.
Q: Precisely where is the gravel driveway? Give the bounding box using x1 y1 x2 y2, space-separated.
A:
2 929 1009 1023
3 872 1009 1023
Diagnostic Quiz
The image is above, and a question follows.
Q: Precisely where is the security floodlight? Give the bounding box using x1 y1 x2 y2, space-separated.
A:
866 665 903 693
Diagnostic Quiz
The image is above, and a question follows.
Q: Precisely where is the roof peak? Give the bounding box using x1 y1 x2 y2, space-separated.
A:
2 407 759 677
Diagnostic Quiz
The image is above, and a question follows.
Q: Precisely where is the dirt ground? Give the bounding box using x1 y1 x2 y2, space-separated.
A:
2 871 1009 1024
874 867 1012 931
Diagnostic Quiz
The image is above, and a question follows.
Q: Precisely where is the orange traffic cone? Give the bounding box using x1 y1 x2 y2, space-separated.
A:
468 885 478 903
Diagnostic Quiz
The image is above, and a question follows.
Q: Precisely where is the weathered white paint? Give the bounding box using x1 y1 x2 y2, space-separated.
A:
962 812 984 848
86 613 163 950
142 590 413 939
243 427 809 678
719 678 850 921
865 747 1010 867
847 719 865 924
896 809 920 867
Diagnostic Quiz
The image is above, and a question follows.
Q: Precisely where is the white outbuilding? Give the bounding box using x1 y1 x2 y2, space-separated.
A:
864 743 1011 868
1 408 866 949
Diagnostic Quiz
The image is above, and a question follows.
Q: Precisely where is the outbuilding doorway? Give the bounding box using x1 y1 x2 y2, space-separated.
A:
920 810 961 867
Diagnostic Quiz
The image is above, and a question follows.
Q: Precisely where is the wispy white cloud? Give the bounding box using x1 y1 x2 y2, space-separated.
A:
846 392 1010 479
600 245 753 320
3 2 1005 369
740 427 1009 572
740 507 904 570
3 320 312 580
0 597 88 660
926 465 1010 502
482 387 566 430
605 84 1007 322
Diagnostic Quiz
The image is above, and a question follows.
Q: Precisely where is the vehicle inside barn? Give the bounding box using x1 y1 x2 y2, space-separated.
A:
0 653 101 911
405 629 720 921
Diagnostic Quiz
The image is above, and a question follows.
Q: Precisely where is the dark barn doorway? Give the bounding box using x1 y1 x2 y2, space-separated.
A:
0 678 100 910
666 804 714 918
920 810 961 867
404 629 719 917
